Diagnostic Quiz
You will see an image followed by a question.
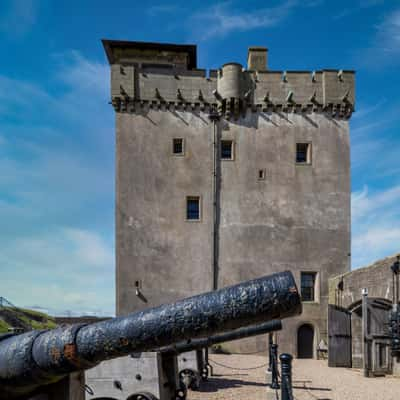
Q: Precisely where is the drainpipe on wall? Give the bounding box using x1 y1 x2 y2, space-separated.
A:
209 110 220 291
362 287 369 377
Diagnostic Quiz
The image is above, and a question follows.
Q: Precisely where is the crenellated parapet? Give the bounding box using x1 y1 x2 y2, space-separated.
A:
103 39 355 119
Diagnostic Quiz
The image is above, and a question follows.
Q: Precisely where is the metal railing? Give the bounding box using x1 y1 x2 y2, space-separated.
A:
0 296 17 309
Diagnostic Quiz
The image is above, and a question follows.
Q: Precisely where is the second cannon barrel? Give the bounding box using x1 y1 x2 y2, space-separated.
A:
160 319 283 354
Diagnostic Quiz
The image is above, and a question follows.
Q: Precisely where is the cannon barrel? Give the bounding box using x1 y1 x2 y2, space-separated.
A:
0 271 301 398
161 319 282 354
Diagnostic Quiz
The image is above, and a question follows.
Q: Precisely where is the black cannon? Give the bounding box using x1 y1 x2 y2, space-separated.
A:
161 319 282 355
0 271 301 400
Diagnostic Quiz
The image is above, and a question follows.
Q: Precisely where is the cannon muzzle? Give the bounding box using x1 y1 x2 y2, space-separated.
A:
0 271 301 399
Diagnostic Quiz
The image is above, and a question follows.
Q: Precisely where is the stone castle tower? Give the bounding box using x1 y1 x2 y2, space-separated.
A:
103 39 355 356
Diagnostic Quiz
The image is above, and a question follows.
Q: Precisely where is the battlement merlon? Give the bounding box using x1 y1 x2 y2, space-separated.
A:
102 39 355 118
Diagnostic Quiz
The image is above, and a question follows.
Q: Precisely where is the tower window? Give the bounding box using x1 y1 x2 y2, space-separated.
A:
173 138 184 155
186 196 200 221
221 140 234 160
258 169 266 180
296 143 311 164
301 272 317 302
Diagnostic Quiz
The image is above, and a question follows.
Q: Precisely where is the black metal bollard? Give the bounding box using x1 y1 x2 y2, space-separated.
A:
270 343 280 389
280 353 293 400
268 332 273 372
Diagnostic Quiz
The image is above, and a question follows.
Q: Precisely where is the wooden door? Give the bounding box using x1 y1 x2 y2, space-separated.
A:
368 299 392 375
328 305 352 367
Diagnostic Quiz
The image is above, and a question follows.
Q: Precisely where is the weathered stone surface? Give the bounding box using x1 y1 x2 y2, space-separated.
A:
328 253 400 309
103 40 355 356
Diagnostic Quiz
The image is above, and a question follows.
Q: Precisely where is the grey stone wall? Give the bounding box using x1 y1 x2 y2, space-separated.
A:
104 40 354 356
329 253 400 309
116 109 214 310
115 107 351 355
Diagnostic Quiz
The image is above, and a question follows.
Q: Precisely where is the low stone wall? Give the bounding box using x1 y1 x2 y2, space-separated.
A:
329 253 399 309
328 252 400 376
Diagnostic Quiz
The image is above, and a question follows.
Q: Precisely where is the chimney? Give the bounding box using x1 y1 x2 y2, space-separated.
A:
247 47 268 71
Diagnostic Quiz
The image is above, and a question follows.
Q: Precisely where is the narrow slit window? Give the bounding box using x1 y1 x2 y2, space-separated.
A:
301 272 317 302
221 140 234 160
296 143 311 164
186 196 200 221
173 138 184 155
258 169 266 180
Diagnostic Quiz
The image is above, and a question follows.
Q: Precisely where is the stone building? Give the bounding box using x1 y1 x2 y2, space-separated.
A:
328 253 400 376
102 39 355 356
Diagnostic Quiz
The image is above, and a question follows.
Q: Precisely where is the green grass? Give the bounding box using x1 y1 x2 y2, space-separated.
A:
19 308 55 322
30 319 57 330
0 319 10 333
0 307 56 333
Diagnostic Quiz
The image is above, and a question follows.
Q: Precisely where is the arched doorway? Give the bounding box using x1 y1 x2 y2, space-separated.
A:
298 324 314 358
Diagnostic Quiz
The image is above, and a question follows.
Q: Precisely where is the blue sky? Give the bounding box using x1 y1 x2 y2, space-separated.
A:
0 0 399 316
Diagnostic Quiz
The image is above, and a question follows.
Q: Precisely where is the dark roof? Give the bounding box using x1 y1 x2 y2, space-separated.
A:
102 39 197 69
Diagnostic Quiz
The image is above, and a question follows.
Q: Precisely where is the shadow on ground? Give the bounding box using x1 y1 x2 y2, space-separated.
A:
197 377 266 392
293 385 331 391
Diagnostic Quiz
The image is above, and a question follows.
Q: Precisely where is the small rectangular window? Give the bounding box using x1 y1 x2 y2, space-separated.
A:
173 138 184 155
301 272 317 302
258 169 266 180
221 140 234 160
186 196 200 221
296 143 311 164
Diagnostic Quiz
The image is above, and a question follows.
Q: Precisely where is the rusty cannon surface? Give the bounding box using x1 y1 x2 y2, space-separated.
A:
0 271 301 399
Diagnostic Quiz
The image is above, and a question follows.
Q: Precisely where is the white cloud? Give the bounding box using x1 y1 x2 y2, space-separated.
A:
352 185 400 268
0 76 56 119
147 5 179 16
353 227 400 268
64 228 114 268
350 98 400 176
333 8 353 20
360 8 400 65
0 143 113 227
54 50 109 97
377 9 400 54
0 228 114 315
305 0 324 6
0 51 108 125
352 185 400 220
333 0 385 19
0 51 113 219
188 1 297 40
0 0 38 37
352 99 386 121
361 0 385 7
1 228 113 272
0 51 114 315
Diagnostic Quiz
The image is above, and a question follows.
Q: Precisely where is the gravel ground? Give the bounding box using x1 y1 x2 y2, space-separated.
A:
187 354 400 400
